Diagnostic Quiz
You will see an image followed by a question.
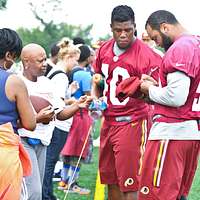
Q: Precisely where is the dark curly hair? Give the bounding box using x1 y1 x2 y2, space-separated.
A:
111 5 135 24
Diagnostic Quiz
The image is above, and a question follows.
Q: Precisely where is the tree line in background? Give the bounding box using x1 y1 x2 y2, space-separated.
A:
1 0 110 55
0 0 7 9
17 23 94 56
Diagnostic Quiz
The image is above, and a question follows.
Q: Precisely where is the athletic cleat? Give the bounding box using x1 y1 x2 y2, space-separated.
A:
65 182 90 195
57 181 68 190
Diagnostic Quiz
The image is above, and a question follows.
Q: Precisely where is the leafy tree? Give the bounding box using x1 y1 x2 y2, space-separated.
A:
17 23 93 56
98 34 111 41
28 0 93 43
17 0 109 54
17 0 93 55
0 0 7 9
28 0 63 26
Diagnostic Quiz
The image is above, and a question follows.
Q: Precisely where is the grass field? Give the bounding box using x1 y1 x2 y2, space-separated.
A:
188 163 200 200
54 120 200 200
54 147 99 200
54 120 101 200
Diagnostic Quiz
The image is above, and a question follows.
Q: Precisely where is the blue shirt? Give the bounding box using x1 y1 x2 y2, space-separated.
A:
72 68 92 99
0 68 19 132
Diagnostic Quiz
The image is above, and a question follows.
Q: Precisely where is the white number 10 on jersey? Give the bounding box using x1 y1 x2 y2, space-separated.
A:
102 64 130 106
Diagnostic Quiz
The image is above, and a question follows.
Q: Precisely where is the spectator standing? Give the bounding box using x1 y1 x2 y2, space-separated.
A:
59 44 92 195
19 43 91 200
0 28 36 200
44 42 60 76
42 38 80 200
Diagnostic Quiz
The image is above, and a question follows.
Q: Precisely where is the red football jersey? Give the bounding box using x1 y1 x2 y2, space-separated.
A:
94 38 162 124
154 35 200 122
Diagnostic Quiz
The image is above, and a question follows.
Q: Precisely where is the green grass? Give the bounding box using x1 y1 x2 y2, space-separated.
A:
189 161 200 200
53 119 200 200
54 120 101 200
54 147 99 200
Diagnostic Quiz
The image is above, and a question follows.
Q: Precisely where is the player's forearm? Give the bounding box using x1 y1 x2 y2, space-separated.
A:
149 71 190 107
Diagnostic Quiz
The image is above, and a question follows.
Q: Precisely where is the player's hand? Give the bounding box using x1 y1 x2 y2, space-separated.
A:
140 81 155 95
93 73 102 85
141 74 158 86
36 105 55 124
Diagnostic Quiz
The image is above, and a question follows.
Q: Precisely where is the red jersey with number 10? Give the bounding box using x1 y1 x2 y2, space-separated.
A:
94 38 162 124
154 35 200 122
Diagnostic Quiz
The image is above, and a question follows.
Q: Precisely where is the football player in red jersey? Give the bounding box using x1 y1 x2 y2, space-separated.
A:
138 10 200 200
93 5 162 200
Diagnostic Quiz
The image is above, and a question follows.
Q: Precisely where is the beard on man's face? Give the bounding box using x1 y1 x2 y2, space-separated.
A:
160 32 173 51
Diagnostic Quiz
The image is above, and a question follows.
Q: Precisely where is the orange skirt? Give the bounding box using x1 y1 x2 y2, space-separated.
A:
0 123 32 200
